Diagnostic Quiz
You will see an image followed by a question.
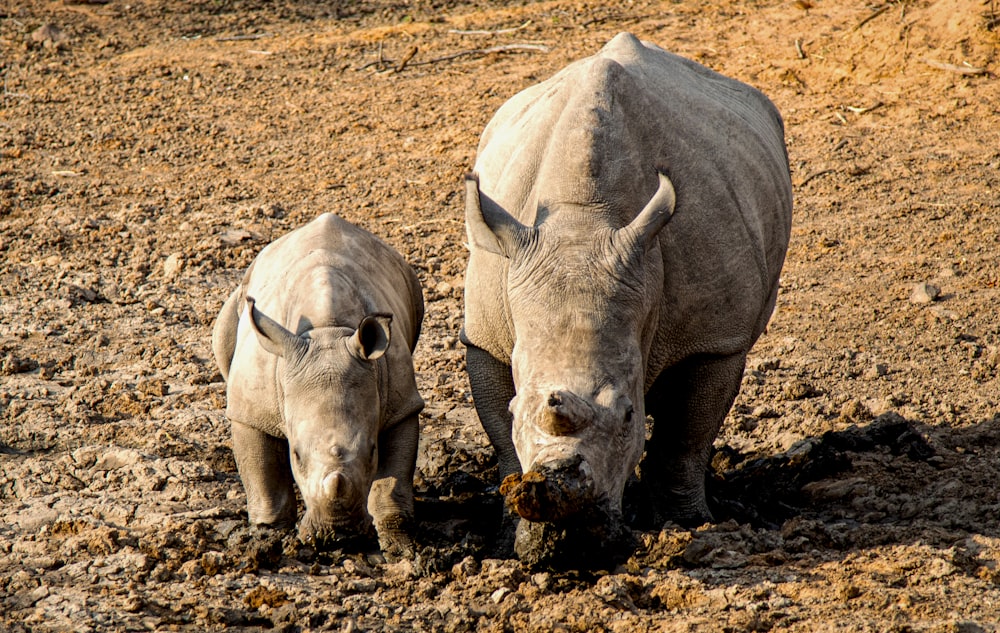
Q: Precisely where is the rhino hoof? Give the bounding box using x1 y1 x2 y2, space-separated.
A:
375 514 417 561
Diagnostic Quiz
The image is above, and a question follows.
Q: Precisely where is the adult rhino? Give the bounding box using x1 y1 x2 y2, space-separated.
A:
212 213 424 559
462 32 792 566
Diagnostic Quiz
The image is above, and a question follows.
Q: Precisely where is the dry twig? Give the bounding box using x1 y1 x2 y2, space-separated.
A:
449 21 531 36
920 59 989 76
395 46 419 73
845 101 884 114
216 33 271 42
798 169 835 187
854 4 890 31
408 43 550 68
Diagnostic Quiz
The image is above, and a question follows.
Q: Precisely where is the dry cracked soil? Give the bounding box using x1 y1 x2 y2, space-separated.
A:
1 0 999 631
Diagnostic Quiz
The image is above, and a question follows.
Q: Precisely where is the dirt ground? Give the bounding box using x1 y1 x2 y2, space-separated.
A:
1 0 999 631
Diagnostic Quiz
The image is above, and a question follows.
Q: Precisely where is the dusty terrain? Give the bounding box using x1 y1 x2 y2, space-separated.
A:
1 0 999 631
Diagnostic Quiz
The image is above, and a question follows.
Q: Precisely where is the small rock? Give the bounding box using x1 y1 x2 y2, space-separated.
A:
863 363 889 380
31 24 67 45
434 280 452 296
929 306 959 321
451 556 479 581
926 557 956 579
490 587 511 604
531 571 552 591
910 282 940 304
782 379 819 400
748 357 781 372
839 398 872 421
163 253 184 279
751 405 780 419
12 585 49 609
93 448 143 471
219 228 254 245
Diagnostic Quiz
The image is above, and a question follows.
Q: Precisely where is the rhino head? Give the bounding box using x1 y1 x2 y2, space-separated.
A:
466 170 676 529
245 296 391 546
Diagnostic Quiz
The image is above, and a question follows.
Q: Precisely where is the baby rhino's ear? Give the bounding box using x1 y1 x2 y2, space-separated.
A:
348 313 392 361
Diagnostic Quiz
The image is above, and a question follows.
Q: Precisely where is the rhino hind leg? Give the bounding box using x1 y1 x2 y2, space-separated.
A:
637 351 748 528
231 420 297 529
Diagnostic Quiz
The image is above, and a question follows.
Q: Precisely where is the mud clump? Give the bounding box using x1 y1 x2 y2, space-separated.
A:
500 455 595 523
499 456 637 569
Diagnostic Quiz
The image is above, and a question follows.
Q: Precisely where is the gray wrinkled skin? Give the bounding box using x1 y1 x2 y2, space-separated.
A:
461 32 792 564
212 213 424 559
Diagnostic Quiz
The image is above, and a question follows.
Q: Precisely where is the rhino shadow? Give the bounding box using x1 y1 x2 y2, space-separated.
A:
409 410 1000 573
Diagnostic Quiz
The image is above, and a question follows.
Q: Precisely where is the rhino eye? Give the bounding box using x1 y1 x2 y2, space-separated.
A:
292 449 301 465
624 406 634 424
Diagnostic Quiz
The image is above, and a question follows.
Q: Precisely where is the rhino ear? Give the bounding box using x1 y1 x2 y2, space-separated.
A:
348 313 391 361
246 296 307 360
619 168 676 252
465 172 533 258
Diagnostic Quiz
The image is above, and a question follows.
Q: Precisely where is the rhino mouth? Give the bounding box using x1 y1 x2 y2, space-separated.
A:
297 508 374 549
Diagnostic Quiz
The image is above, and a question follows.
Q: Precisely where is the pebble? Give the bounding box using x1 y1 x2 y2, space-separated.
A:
782 379 818 400
490 587 511 604
863 363 889 380
163 253 183 280
751 405 780 419
31 24 66 46
910 282 940 304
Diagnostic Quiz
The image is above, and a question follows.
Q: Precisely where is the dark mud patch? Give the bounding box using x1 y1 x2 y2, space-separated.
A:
707 414 936 529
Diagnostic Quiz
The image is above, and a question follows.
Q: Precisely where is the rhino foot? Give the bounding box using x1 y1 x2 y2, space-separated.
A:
375 513 417 561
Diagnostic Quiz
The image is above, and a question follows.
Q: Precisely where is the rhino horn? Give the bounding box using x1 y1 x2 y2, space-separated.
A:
322 471 347 499
618 167 676 252
246 296 308 360
465 172 536 258
348 313 392 361
541 390 592 436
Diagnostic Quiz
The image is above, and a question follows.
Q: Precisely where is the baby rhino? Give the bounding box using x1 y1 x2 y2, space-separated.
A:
212 213 424 558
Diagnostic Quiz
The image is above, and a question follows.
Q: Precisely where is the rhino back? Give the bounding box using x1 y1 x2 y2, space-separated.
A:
225 213 424 437
466 32 791 375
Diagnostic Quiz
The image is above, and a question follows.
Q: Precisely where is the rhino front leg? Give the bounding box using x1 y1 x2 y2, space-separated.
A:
369 414 419 560
465 344 520 556
640 351 748 527
231 420 297 529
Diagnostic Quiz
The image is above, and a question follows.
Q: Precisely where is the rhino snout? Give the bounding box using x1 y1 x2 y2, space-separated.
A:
298 472 372 547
